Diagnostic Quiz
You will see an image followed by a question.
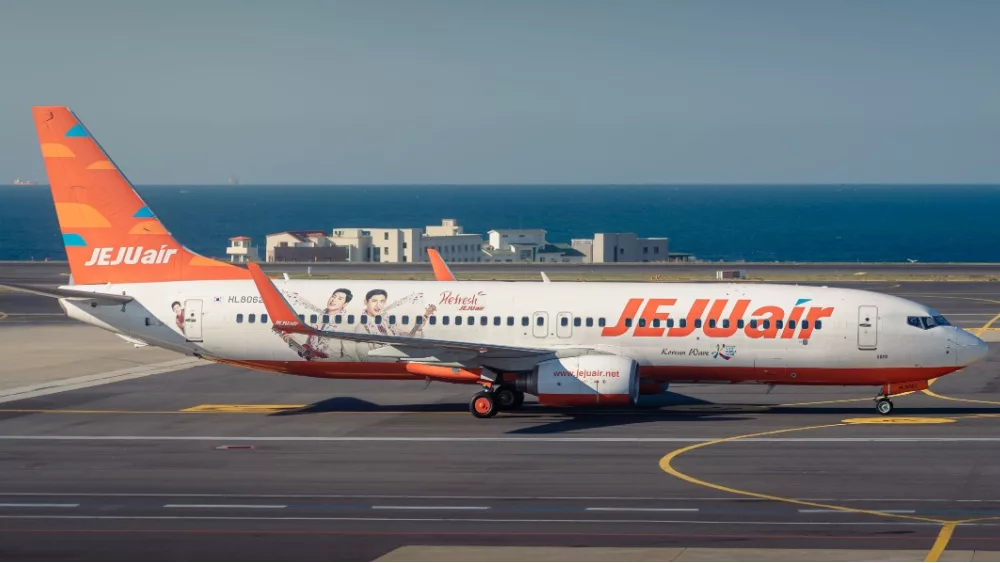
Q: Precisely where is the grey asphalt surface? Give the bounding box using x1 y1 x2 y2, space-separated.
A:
1 264 1000 559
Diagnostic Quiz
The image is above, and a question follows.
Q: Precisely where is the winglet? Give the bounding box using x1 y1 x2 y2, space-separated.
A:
427 249 457 281
540 272 551 283
246 262 312 335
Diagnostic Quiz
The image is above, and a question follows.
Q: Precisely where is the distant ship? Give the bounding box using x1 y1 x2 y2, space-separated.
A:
227 175 240 185
11 178 38 185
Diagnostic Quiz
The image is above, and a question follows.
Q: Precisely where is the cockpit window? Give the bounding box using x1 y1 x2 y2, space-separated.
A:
908 315 950 330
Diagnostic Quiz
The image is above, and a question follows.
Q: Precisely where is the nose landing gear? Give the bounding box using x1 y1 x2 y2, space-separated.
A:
875 397 894 415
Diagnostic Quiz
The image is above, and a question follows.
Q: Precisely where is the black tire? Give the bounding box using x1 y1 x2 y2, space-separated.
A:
495 388 518 410
510 390 525 410
876 398 893 416
470 391 497 419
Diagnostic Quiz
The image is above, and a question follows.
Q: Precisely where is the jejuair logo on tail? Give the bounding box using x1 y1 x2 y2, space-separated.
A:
83 245 178 267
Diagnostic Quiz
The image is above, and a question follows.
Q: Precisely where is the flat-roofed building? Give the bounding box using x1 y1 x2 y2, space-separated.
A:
574 233 669 263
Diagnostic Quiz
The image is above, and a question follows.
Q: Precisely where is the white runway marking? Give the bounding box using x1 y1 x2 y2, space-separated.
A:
798 509 915 514
371 506 490 511
0 514 947 526
0 358 206 404
585 507 699 512
0 503 79 508
0 435 998 443
163 504 287 509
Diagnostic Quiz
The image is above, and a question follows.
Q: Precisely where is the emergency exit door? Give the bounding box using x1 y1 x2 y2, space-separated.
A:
184 299 203 342
858 305 878 350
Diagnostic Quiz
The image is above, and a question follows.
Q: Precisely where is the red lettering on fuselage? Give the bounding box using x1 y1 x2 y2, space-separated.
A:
602 298 835 340
634 298 676 337
666 299 710 337
602 298 644 337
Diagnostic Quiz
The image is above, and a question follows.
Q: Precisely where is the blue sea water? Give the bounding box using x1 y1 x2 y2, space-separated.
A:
1 185 997 263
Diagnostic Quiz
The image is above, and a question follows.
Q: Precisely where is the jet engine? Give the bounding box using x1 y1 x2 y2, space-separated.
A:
515 356 640 407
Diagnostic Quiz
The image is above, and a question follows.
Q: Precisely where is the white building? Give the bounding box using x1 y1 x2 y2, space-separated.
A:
225 236 259 263
572 233 669 263
482 229 585 263
262 219 483 263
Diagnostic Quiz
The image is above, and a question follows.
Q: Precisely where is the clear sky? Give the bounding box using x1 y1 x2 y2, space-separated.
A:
1 0 998 184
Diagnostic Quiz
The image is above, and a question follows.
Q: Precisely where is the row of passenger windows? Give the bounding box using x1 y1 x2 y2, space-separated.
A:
233 313 823 331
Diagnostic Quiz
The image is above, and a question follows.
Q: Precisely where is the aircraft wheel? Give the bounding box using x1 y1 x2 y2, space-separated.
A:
875 398 893 416
470 391 498 418
495 388 523 411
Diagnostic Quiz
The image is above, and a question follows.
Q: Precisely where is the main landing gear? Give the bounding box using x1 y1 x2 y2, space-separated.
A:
469 386 525 419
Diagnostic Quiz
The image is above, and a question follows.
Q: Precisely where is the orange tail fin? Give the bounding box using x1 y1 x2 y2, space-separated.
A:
32 106 249 285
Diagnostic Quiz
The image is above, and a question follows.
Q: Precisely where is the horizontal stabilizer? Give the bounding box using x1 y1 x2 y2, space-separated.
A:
0 282 133 305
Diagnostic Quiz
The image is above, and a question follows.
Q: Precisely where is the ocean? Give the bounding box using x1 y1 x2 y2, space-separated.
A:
1 184 997 263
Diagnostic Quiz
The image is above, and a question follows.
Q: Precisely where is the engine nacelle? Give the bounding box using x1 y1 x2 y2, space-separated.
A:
516 356 640 407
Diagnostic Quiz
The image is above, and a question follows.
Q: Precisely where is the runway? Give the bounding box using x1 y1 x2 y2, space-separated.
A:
1 273 1000 559
6 260 1000 285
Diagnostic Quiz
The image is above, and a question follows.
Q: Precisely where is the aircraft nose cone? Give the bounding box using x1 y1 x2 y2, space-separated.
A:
960 331 989 365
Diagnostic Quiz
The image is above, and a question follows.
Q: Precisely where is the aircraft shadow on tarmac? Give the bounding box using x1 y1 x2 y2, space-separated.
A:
264 390 1000 433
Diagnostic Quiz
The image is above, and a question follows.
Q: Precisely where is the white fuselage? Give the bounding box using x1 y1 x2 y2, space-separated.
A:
60 278 986 387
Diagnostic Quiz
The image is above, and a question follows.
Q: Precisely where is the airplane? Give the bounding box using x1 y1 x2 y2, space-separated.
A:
12 106 988 419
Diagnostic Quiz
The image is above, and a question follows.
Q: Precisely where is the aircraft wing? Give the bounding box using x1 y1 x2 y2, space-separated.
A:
247 262 551 359
0 282 133 305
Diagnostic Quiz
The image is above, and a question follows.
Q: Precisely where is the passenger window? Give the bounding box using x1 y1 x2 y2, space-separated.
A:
708 319 716 328
415 316 423 325
310 314 318 324
494 316 501 326
389 315 396 324
249 313 256 323
667 318 674 328
738 319 745 329
815 320 823 330
574 317 581 327
694 319 702 328
522 317 529 326
455 316 462 326
652 318 661 328
469 316 475 325
261 314 268 323
348 315 355 324
481 316 488 325
335 314 343 324
443 316 450 325
561 317 569 327
788 320 795 329
637 318 646 328
322 314 329 324
402 315 409 325
507 316 514 326
722 319 730 329
750 319 758 329
762 320 770 329
298 314 305 322
236 314 244 323
775 320 783 329
586 317 593 327
361 315 368 324
801 320 809 329
536 316 544 326
679 318 687 328
598 318 606 327
624 318 633 327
